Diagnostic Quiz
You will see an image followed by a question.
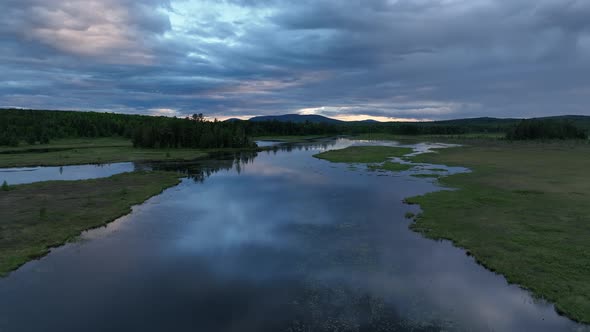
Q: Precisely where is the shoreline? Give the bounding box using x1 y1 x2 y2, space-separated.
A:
404 141 590 324
0 171 182 277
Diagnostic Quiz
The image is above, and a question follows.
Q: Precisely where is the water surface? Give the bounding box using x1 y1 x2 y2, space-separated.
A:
0 163 135 185
0 139 585 331
0 141 287 185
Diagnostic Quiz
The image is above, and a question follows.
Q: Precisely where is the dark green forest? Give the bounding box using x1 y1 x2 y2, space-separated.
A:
506 119 588 140
242 116 587 139
247 120 469 136
241 117 511 137
0 109 587 148
0 109 254 149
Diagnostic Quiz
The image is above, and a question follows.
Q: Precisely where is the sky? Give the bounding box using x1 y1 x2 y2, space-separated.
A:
1 0 589 121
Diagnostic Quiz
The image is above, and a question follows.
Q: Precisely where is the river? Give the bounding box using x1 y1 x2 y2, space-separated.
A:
0 139 584 331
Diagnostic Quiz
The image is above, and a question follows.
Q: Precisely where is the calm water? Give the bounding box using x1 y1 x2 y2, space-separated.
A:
0 139 585 331
0 141 280 186
0 163 135 185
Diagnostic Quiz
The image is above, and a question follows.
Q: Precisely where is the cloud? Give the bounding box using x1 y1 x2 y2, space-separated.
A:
1 0 171 63
149 108 180 117
1 0 589 120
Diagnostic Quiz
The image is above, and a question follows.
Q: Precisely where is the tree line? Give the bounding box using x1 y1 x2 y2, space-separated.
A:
0 109 254 149
1 109 587 148
243 117 588 139
132 114 254 149
0 109 143 146
506 119 588 140
242 119 496 136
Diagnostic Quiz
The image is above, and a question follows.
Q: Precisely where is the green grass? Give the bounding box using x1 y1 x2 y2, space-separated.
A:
368 161 413 172
0 146 209 167
354 133 422 144
0 171 182 277
404 212 416 219
0 137 132 153
0 137 210 167
406 140 590 323
355 132 504 143
313 146 413 163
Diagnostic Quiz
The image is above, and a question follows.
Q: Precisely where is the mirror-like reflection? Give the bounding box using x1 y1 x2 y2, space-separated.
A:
0 163 136 185
0 140 343 186
0 139 585 331
138 151 259 183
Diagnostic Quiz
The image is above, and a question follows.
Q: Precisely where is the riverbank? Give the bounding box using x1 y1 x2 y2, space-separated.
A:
0 134 335 165
0 171 182 277
0 138 210 167
313 146 412 163
312 138 590 323
354 132 505 143
405 140 590 323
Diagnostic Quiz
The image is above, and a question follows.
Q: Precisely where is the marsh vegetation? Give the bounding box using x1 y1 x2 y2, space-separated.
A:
313 146 412 163
0 171 181 276
0 138 209 167
406 140 590 323
312 137 590 324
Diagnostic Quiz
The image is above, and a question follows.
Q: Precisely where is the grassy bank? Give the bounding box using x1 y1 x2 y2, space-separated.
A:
0 171 181 277
355 133 504 143
0 138 209 167
406 140 590 323
0 137 132 153
313 146 412 163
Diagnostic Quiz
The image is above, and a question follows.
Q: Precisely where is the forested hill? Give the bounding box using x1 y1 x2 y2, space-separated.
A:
1 109 588 148
249 114 343 124
0 109 253 149
247 114 590 130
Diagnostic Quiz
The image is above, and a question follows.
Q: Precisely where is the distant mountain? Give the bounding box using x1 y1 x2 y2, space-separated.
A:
223 118 244 122
244 113 590 129
248 114 343 124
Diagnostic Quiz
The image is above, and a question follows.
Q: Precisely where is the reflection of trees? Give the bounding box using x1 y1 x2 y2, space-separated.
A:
133 139 341 183
264 141 338 155
134 151 258 183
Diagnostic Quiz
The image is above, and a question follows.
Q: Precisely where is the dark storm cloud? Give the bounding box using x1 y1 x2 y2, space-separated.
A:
1 0 589 120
